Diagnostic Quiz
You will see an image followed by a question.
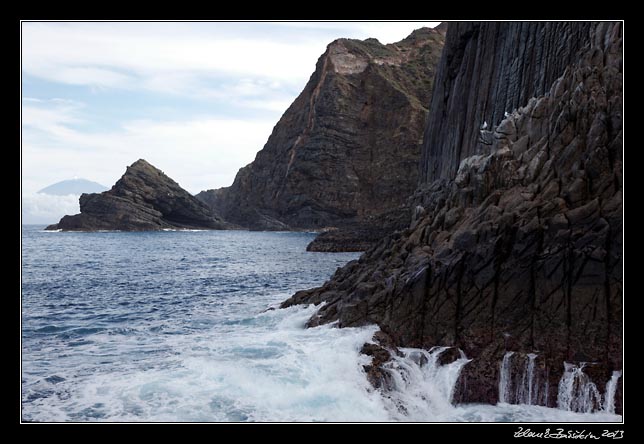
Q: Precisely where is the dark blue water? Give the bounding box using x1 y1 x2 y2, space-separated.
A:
21 225 621 422
21 225 372 421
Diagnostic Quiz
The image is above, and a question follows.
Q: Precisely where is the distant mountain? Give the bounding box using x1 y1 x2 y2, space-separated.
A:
38 178 108 196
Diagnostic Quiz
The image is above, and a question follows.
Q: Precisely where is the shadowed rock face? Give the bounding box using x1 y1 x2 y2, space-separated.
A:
197 28 446 249
282 22 622 411
46 159 229 231
420 22 597 184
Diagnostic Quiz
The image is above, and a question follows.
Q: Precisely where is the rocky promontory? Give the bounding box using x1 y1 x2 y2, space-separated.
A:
197 27 446 250
282 22 623 412
46 159 229 231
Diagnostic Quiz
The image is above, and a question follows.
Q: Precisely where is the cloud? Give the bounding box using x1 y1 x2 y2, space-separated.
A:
21 22 440 94
22 98 87 144
21 22 324 94
22 193 80 225
22 98 276 194
274 21 441 44
237 99 294 113
21 22 441 200
22 97 84 124
51 67 133 88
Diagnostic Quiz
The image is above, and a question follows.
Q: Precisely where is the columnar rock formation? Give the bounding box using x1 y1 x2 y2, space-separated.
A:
46 159 229 231
197 27 446 250
282 21 623 411
420 22 598 183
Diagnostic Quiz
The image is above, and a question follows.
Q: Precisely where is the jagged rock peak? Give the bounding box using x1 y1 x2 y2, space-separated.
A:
46 159 230 232
197 27 446 248
127 158 159 172
434 22 448 33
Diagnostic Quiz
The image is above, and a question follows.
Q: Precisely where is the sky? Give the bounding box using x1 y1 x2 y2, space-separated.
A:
21 21 440 223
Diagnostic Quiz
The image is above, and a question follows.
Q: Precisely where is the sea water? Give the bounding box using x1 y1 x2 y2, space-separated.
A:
21 226 622 422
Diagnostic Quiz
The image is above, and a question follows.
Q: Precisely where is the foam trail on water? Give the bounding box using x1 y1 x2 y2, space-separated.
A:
603 370 622 414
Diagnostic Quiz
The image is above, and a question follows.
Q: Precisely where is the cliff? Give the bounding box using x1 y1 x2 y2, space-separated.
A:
197 27 446 250
46 159 229 231
282 22 623 412
420 22 596 183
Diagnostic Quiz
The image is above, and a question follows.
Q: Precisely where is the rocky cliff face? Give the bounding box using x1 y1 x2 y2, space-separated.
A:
197 28 445 249
46 159 229 231
282 22 623 412
420 22 597 184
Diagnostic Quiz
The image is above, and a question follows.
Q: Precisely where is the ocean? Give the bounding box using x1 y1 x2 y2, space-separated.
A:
21 225 622 422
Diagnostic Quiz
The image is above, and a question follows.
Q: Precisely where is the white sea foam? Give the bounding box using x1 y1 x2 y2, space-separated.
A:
24 305 387 422
381 346 471 421
499 351 515 404
22 303 624 422
161 229 209 232
22 228 622 422
557 363 602 413
603 370 622 414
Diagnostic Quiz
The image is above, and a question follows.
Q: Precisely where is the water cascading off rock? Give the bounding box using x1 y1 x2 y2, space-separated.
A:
381 347 471 420
497 353 621 414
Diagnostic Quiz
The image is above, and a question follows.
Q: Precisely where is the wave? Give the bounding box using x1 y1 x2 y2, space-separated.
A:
20 305 623 422
161 229 208 232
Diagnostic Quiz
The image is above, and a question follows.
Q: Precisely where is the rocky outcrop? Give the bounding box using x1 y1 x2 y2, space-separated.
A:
46 159 229 231
197 27 446 249
282 22 622 412
305 207 409 252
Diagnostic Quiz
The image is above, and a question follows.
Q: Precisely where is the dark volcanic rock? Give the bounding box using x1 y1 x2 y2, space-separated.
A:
306 206 409 252
419 22 596 184
282 22 622 411
197 27 446 248
46 159 229 231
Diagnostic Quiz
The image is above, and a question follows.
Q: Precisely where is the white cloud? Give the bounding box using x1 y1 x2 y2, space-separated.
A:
22 193 80 225
52 67 133 88
20 21 442 201
275 21 441 44
21 22 324 93
22 98 275 194
22 98 86 144
22 97 83 125
237 99 293 113
21 22 440 93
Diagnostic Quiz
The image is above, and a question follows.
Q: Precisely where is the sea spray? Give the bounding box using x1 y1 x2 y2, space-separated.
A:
499 351 515 404
499 353 621 415
500 352 544 406
557 362 602 413
381 346 471 420
603 370 622 414
517 353 539 405
22 227 623 422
